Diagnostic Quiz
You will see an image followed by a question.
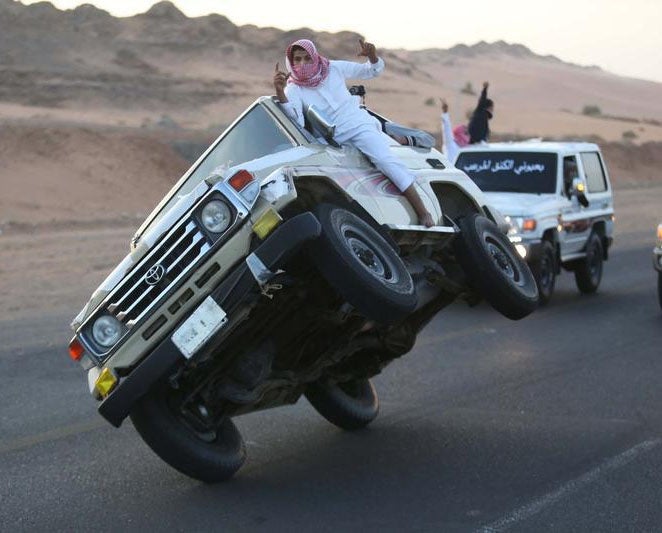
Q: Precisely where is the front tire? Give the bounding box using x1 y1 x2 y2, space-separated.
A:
454 213 539 320
531 240 556 305
658 272 662 310
305 378 379 430
574 233 603 294
130 379 246 483
309 203 416 324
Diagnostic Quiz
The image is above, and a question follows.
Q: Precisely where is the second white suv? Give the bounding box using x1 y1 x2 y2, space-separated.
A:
455 141 615 304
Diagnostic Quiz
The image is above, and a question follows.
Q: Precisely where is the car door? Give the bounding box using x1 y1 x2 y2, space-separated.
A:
558 154 590 256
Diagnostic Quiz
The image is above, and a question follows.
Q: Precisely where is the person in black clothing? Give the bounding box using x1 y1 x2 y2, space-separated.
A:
468 81 494 144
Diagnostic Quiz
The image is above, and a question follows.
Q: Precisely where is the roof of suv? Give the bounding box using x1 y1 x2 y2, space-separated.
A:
457 140 601 154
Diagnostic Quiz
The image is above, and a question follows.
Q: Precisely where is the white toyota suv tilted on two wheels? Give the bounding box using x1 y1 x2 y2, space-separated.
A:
68 97 539 482
455 141 615 304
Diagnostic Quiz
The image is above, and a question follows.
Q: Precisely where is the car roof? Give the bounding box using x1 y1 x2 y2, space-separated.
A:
457 140 601 154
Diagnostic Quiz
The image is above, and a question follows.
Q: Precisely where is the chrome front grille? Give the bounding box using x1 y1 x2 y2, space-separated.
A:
106 220 210 328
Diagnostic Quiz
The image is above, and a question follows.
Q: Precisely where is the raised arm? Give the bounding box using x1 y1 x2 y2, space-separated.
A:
273 62 305 127
273 61 290 102
476 81 489 110
334 38 384 80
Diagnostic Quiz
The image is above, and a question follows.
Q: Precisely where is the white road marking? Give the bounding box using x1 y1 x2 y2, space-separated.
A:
476 438 662 532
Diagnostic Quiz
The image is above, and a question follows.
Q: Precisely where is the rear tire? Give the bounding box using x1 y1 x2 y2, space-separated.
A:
454 213 538 320
130 379 246 483
574 233 603 294
309 203 416 324
305 378 379 430
531 240 556 305
658 272 662 310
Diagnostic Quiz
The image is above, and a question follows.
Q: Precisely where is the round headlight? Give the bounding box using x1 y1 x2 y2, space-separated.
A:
92 315 122 348
201 200 232 233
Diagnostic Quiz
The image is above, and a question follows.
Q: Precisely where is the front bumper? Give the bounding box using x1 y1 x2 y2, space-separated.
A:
97 212 321 427
653 246 662 272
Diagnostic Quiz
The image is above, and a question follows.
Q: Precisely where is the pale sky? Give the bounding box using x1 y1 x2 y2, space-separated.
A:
21 0 662 83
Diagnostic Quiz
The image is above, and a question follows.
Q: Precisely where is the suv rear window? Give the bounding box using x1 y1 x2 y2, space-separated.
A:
456 151 557 194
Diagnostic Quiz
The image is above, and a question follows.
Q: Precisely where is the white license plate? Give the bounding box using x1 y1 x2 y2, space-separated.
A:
172 296 228 359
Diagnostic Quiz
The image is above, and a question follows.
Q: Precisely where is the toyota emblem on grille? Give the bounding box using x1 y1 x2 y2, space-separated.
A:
145 264 166 286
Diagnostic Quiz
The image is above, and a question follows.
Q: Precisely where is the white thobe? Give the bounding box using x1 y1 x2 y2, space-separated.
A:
441 112 460 163
280 58 415 191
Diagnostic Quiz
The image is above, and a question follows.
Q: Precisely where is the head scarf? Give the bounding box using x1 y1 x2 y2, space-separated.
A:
285 39 330 88
453 124 470 147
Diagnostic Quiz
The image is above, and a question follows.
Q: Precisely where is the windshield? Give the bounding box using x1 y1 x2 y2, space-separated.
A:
456 151 557 194
136 103 296 239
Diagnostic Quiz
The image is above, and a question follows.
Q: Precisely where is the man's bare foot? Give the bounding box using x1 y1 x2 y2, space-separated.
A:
418 211 434 227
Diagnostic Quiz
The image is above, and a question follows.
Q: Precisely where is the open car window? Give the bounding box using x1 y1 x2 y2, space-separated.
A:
456 151 557 194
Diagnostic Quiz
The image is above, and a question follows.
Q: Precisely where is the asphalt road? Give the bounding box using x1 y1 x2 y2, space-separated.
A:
1 203 661 532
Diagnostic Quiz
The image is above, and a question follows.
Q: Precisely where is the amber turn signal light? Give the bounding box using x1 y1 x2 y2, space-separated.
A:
228 169 254 192
68 338 85 361
522 219 537 231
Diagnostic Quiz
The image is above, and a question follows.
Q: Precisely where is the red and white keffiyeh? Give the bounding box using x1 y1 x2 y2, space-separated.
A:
285 39 330 88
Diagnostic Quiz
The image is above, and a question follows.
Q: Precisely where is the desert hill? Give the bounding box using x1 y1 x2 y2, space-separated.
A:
0 0 661 233
1 0 661 142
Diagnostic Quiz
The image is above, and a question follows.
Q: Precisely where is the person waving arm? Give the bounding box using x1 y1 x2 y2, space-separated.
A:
273 61 305 127
334 39 385 80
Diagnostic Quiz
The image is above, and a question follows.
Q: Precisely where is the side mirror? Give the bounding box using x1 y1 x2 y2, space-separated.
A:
304 105 338 147
572 177 589 207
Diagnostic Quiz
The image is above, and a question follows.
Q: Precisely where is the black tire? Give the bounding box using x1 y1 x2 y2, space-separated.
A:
305 378 379 430
530 240 556 306
454 213 539 320
309 203 416 324
657 272 662 310
574 233 603 294
130 379 246 483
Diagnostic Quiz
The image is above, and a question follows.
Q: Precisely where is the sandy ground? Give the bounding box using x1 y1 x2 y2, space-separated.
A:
1 179 660 327
0 115 660 328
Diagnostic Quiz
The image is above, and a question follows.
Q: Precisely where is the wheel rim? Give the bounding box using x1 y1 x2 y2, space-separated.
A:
338 379 363 398
165 388 218 442
341 223 399 284
587 242 602 282
539 254 553 290
347 236 387 277
485 237 519 282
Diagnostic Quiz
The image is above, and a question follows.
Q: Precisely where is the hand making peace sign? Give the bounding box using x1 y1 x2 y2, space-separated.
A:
357 38 378 64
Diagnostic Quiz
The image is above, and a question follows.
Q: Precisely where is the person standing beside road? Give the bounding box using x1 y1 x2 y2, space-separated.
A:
273 38 434 227
438 97 469 163
468 81 494 144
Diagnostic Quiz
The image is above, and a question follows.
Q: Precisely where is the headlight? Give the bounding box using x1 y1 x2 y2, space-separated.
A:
92 315 122 347
201 200 232 233
505 216 536 234
504 216 518 236
657 224 662 243
515 244 527 258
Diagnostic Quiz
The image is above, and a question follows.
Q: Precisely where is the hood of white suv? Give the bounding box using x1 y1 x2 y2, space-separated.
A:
482 192 559 216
